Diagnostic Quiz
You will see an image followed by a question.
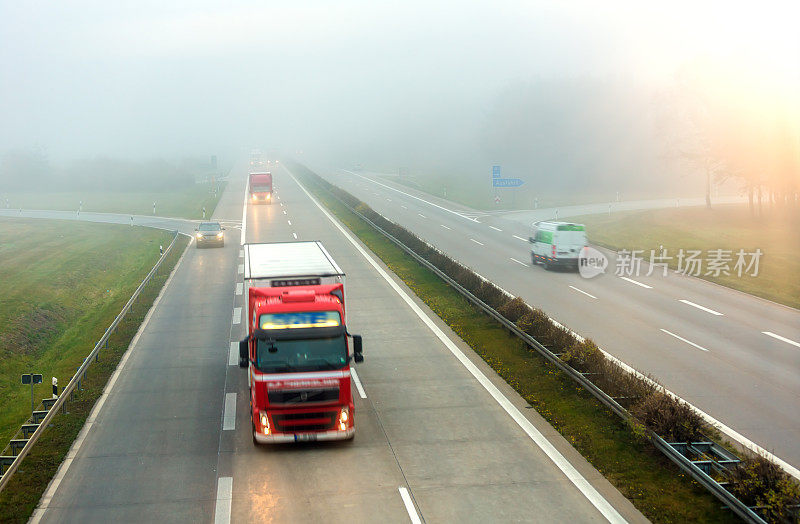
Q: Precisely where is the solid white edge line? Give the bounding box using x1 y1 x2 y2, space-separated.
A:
286 167 626 524
470 238 484 246
213 476 233 524
222 392 237 430
229 342 238 366
489 225 502 231
762 331 800 348
660 329 709 351
510 257 528 267
398 487 422 524
31 239 192 523
350 368 367 399
569 285 597 299
679 299 724 316
232 307 242 325
341 169 479 222
235 282 243 295
512 234 527 242
619 277 652 289
240 176 248 246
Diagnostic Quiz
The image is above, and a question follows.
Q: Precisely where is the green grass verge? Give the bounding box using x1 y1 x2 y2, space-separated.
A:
0 228 189 523
574 204 800 309
0 220 175 444
299 173 737 523
1 182 225 219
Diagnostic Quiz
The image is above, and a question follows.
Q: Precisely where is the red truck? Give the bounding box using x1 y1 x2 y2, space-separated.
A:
238 241 363 444
249 171 273 204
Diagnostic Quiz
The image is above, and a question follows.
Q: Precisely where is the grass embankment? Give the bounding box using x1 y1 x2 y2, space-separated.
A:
0 220 172 444
297 172 736 522
0 220 189 523
575 204 800 309
1 181 225 219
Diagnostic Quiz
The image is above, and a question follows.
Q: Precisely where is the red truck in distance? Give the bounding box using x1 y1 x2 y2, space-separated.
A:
238 242 364 444
249 171 273 204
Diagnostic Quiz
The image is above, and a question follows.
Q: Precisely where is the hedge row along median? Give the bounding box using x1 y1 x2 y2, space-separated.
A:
289 161 799 523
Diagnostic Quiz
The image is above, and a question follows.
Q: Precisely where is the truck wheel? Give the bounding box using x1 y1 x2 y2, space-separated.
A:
530 253 536 265
544 261 551 271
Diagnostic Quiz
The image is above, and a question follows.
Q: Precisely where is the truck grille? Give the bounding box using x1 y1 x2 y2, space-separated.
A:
273 411 337 433
268 388 339 405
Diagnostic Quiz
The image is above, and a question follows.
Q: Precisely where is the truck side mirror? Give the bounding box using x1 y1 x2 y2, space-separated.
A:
352 335 363 363
528 237 534 243
238 338 249 368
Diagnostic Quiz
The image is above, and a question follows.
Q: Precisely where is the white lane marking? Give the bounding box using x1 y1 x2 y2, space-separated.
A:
214 476 233 524
512 234 527 242
660 329 709 352
222 392 237 430
283 210 287 215
237 264 244 275
401 205 408 210
569 286 597 299
386 198 392 202
418 213 427 218
763 331 800 349
280 202 284 206
510 257 528 267
235 282 243 296
489 226 502 231
440 224 452 230
620 277 652 289
241 178 248 246
341 169 480 222
470 238 484 246
398 487 421 524
350 368 367 399
232 307 242 325
238 249 243 258
292 232 298 239
30 240 192 523
679 299 723 316
288 167 627 523
229 342 238 366
287 219 292 225
277 195 280 200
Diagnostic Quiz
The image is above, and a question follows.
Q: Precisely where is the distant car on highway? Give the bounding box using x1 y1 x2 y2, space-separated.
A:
195 222 225 248
529 221 587 270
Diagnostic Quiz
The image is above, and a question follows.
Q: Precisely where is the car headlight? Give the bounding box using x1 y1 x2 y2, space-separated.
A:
338 407 350 431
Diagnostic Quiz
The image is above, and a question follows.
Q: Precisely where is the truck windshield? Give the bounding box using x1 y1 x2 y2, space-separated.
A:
255 335 347 373
252 185 271 192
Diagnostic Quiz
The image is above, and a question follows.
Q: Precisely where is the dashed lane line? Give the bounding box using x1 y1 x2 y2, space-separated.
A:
569 286 597 299
679 299 723 316
660 329 709 352
620 277 652 289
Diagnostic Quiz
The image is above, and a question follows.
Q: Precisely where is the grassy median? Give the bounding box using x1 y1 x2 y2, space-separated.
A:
0 220 189 523
575 204 800 309
1 181 225 219
297 168 737 523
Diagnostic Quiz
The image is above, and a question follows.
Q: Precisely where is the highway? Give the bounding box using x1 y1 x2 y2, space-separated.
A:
314 167 800 474
8 164 644 522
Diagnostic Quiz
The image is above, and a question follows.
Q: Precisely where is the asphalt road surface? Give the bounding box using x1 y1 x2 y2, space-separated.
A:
313 167 800 475
4 165 644 523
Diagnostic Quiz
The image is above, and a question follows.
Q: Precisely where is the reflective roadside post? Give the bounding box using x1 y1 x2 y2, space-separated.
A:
52 377 58 398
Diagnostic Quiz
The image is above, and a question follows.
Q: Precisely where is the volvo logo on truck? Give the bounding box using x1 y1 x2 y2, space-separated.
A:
238 241 364 444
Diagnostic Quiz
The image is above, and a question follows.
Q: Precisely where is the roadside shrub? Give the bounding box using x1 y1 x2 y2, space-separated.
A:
562 339 604 373
725 453 800 522
497 297 531 323
516 308 554 341
452 267 483 293
629 390 706 442
475 281 507 310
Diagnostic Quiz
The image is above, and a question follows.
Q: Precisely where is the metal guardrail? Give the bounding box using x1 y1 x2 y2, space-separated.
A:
310 177 770 523
0 230 183 493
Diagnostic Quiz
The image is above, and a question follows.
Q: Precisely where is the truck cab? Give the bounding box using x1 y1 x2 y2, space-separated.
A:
238 242 363 444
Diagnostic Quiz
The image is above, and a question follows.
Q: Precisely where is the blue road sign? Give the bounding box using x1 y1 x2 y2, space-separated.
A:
492 178 525 188
492 165 501 178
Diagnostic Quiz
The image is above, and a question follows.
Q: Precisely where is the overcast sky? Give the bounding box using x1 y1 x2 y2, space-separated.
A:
1 1 797 163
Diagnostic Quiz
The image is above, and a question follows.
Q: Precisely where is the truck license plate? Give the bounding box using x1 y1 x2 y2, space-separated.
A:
294 433 317 442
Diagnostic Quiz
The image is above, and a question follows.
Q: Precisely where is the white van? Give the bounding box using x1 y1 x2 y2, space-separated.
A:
528 221 587 270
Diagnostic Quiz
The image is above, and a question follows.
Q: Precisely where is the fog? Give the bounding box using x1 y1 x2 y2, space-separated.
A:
1 1 798 196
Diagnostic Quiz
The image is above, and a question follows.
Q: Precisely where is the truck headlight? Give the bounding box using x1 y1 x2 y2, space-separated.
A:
216 232 223 238
260 412 270 434
338 407 349 431
195 233 202 239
